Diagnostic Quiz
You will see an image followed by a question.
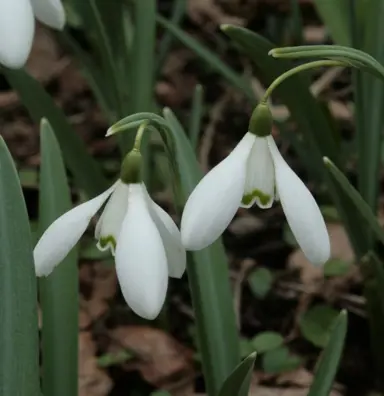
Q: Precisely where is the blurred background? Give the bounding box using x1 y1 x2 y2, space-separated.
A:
0 1 373 395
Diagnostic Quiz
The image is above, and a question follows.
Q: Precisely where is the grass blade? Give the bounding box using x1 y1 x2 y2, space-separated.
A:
313 0 351 45
218 352 256 396
122 0 157 179
0 137 40 396
359 0 384 212
189 84 204 151
3 68 108 197
307 311 347 396
157 0 187 73
323 157 384 246
157 15 256 102
39 120 79 396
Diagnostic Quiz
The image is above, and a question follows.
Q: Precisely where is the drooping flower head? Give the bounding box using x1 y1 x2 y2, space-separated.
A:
181 103 330 266
0 0 65 69
34 126 186 319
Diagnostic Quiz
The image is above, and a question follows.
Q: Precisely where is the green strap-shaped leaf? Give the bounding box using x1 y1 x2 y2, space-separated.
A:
0 137 40 396
39 120 79 396
307 311 347 396
313 0 351 46
3 68 108 197
189 84 204 151
324 157 384 246
218 352 256 396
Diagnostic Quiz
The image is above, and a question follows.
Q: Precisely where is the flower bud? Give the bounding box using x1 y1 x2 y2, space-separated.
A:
248 103 273 137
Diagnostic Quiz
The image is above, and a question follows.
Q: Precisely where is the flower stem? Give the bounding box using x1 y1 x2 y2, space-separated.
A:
133 121 149 152
262 60 345 103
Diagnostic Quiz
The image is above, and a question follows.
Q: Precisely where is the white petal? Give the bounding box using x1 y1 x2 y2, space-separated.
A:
95 180 129 255
268 136 330 265
181 132 255 250
30 0 65 29
241 135 275 209
146 193 186 278
34 183 117 277
0 0 35 68
115 184 168 320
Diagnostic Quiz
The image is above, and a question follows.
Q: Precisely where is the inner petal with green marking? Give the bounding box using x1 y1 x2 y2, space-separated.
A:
242 189 272 207
97 235 117 255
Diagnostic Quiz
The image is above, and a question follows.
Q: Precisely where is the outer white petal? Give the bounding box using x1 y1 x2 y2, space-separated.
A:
115 184 168 320
241 135 275 209
0 0 35 68
30 0 65 29
181 132 255 250
34 183 117 277
95 180 129 255
144 189 186 278
267 136 330 265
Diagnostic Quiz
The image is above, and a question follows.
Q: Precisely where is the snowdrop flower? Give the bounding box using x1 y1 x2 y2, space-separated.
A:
34 149 186 320
181 103 330 265
0 0 65 69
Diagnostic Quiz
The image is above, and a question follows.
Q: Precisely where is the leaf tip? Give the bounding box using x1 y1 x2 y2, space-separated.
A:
323 156 332 166
220 24 231 32
105 127 114 137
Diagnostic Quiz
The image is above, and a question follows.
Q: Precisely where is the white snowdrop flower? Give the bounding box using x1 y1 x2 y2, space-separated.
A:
34 150 186 320
181 103 330 265
0 0 65 69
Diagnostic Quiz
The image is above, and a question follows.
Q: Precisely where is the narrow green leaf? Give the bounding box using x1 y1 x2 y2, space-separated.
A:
71 0 121 116
157 0 186 72
124 0 157 178
359 0 384 215
299 304 339 348
157 15 256 102
307 310 347 396
218 352 256 396
314 0 350 45
130 0 156 115
0 137 40 396
3 68 108 197
189 84 204 151
163 108 241 395
324 157 384 246
38 120 79 396
251 332 284 354
60 31 115 122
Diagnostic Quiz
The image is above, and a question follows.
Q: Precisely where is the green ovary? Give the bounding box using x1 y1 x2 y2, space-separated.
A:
99 235 117 250
242 189 271 206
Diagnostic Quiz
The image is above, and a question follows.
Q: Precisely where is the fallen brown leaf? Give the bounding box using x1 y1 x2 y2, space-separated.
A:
79 263 117 329
79 332 112 396
111 326 195 390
